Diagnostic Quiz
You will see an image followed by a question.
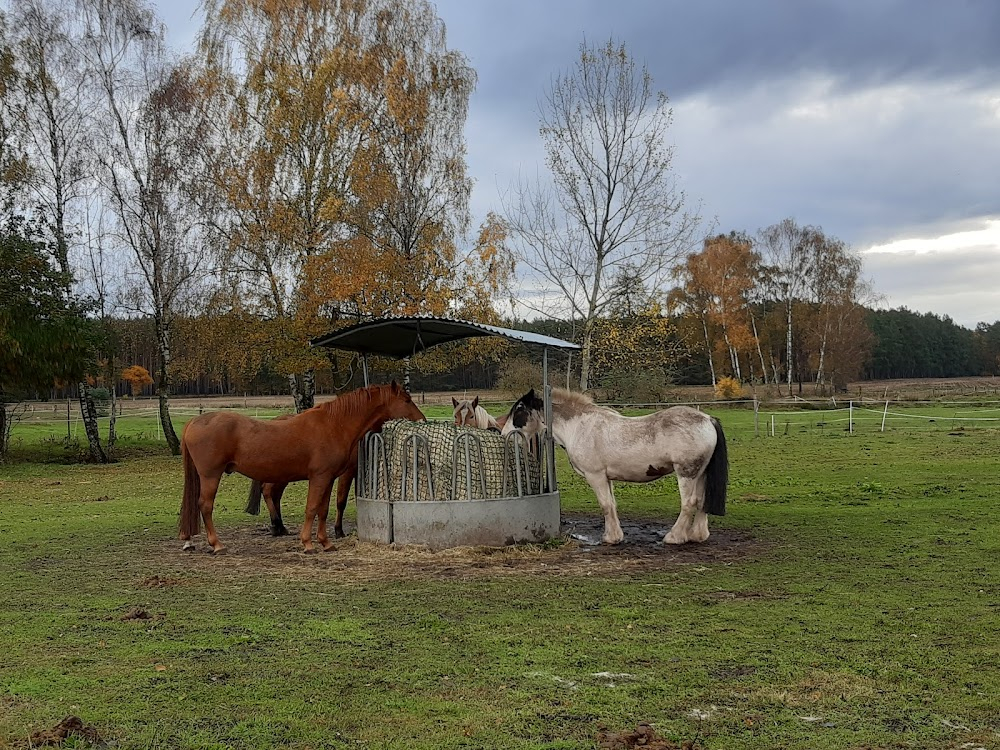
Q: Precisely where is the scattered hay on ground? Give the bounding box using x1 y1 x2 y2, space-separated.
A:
156 513 760 583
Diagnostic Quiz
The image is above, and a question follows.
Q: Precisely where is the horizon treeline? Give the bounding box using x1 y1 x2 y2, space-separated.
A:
60 304 1000 401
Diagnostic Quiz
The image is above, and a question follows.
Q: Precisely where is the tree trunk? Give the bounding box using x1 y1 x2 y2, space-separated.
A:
154 318 181 455
701 314 716 387
579 320 596 391
108 387 117 454
815 311 831 385
288 369 316 413
158 390 179 454
785 297 794 396
723 329 741 381
78 382 109 463
303 368 315 408
0 399 8 458
750 313 768 384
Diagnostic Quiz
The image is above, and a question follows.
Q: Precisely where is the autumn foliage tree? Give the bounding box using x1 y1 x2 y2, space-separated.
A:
589 303 683 402
121 364 153 397
671 233 765 385
673 222 872 392
191 0 482 403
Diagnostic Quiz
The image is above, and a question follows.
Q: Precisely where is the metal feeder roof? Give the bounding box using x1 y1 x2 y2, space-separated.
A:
311 315 580 359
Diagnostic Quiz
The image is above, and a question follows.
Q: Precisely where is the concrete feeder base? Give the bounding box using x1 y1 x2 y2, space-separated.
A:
356 493 561 549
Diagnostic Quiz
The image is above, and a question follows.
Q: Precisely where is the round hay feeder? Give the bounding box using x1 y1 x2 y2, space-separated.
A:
311 316 579 549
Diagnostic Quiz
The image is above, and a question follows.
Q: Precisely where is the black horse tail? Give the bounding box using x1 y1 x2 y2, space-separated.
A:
246 480 263 515
704 417 728 516
179 440 202 537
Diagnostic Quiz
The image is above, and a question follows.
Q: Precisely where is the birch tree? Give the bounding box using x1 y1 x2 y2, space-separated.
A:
193 0 372 411
0 13 29 217
79 0 204 454
504 38 700 390
5 0 95 280
757 218 815 395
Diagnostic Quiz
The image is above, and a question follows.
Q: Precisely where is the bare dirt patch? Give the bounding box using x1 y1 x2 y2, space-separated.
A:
597 721 701 749
121 607 151 621
156 513 759 583
27 716 102 747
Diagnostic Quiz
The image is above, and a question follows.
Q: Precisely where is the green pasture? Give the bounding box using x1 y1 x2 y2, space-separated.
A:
0 403 998 749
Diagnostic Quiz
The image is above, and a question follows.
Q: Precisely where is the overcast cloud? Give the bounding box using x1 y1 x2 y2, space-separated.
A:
157 0 1000 328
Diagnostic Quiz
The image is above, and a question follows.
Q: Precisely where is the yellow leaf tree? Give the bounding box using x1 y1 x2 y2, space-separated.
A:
193 0 492 398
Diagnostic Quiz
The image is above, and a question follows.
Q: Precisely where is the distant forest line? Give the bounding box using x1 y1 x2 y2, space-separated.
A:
80 306 1000 399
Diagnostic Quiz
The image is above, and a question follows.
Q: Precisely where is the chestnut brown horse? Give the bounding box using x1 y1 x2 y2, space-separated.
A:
245 457 357 539
180 382 424 553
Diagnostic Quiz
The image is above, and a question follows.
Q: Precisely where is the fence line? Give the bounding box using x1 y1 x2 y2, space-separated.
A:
11 395 1000 443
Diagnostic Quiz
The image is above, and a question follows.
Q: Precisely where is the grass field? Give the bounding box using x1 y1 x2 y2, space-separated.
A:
0 402 998 749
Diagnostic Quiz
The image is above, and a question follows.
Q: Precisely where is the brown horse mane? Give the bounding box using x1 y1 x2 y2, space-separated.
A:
316 383 401 421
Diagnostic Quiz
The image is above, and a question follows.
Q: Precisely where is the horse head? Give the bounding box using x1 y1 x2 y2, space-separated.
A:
385 380 426 422
501 388 545 438
452 396 479 427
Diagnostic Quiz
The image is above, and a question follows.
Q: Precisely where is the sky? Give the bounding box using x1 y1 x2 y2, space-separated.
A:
157 0 1000 329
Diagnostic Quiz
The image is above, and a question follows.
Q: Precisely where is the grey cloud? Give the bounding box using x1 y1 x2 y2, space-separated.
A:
864 246 1000 327
439 0 1000 105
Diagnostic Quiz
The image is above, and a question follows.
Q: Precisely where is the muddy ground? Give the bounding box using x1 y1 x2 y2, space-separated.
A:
158 512 759 583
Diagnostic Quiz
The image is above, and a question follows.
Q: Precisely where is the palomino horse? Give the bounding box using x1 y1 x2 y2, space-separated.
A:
502 388 728 545
452 396 501 431
180 382 425 553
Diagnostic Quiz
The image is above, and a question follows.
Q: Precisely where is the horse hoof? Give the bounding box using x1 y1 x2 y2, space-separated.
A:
302 547 318 555
334 529 345 539
663 534 687 545
271 526 289 537
210 546 227 555
182 541 196 552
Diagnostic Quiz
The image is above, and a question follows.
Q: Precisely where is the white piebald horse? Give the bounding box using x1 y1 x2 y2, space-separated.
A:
502 388 728 545
452 396 501 432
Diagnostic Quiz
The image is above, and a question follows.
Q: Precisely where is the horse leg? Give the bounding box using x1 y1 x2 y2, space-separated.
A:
665 474 706 544
333 469 355 539
585 472 624 545
264 482 290 536
316 482 337 551
198 474 227 554
300 475 334 553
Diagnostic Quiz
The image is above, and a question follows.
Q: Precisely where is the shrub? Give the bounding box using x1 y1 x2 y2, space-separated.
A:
714 376 745 400
89 387 111 417
598 368 671 403
497 358 568 396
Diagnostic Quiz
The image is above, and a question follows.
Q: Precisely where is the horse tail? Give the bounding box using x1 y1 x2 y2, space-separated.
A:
703 417 728 516
179 439 202 537
246 480 263 515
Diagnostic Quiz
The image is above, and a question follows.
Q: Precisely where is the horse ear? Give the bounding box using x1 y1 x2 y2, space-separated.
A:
525 388 535 401
472 396 479 408
452 396 458 408
390 379 399 391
